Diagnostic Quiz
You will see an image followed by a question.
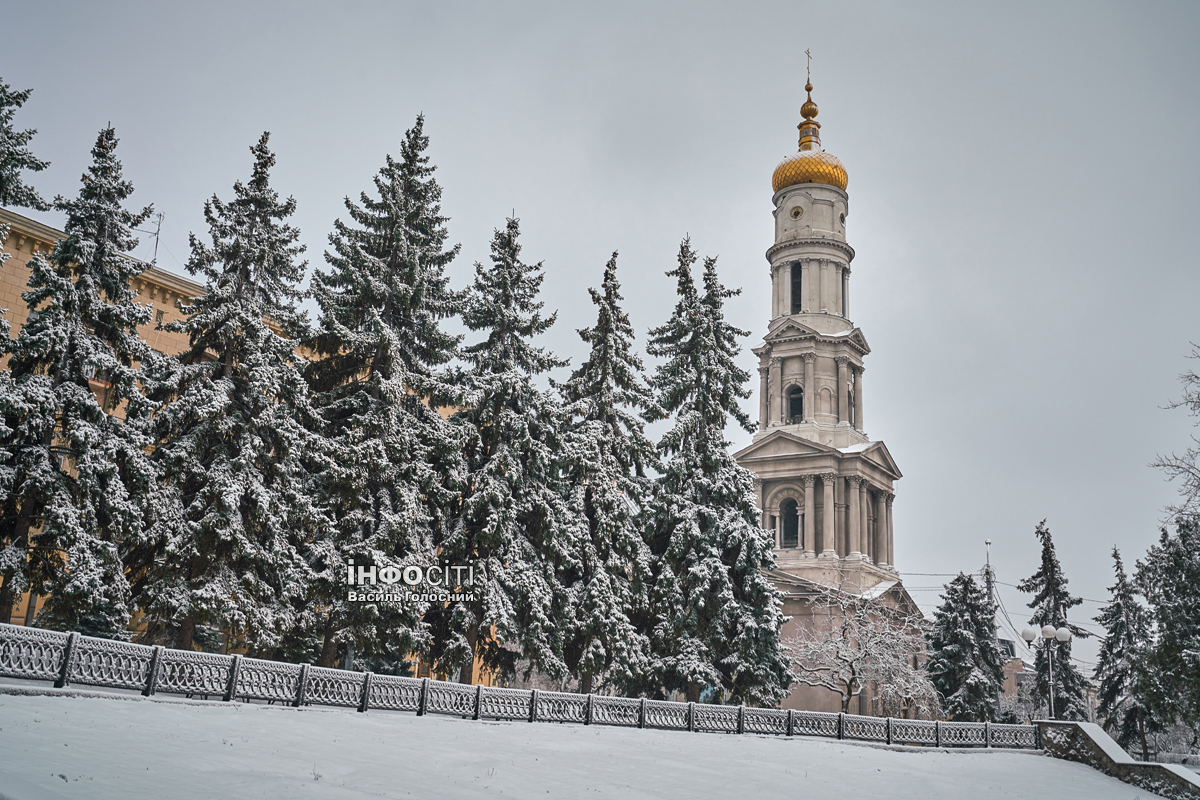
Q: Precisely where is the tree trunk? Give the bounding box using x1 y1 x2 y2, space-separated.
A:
0 575 15 626
318 619 339 668
1137 707 1149 762
177 614 197 651
458 623 478 684
686 681 701 703
580 671 593 695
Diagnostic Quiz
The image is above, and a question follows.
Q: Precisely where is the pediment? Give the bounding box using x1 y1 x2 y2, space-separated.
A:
762 322 871 355
733 430 835 461
847 440 902 479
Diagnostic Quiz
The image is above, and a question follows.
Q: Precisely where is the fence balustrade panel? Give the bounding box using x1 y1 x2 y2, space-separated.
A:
366 674 423 711
536 691 587 724
425 680 476 716
642 699 687 730
304 665 363 708
590 696 640 727
939 721 986 747
153 649 231 696
236 657 303 703
693 704 739 733
891 719 937 745
744 707 789 735
842 713 888 742
791 710 839 738
478 686 534 721
989 723 1037 748
70 636 155 691
0 623 68 681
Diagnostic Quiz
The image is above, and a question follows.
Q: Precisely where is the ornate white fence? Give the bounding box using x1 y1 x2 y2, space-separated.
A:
0 623 1038 749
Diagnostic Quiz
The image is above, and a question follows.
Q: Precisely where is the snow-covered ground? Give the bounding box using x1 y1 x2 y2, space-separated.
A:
0 689 1149 800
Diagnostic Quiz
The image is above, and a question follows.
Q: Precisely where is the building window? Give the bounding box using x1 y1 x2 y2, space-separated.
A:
781 499 799 548
787 386 804 422
790 263 802 314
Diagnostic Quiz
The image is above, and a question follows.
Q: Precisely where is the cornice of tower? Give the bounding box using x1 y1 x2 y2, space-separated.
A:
766 237 855 265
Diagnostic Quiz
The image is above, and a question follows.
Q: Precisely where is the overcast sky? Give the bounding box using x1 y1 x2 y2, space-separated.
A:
6 1 1199 664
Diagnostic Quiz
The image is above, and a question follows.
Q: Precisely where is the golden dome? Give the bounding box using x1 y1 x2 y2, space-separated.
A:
772 150 848 193
772 81 848 193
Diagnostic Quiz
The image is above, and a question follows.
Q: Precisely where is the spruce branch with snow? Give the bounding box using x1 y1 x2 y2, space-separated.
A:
1152 345 1200 519
926 572 1005 722
0 127 154 636
137 133 322 653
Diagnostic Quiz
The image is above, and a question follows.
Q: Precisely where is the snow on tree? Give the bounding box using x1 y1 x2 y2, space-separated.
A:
1016 520 1091 720
641 238 789 705
926 572 1005 721
1152 346 1200 518
427 216 569 684
0 78 49 214
1135 517 1200 749
1094 547 1158 760
787 586 937 717
554 251 661 693
302 116 464 668
0 127 154 637
137 133 322 653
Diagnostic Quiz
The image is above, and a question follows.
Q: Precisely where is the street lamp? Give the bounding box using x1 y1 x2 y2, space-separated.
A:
1022 624 1072 719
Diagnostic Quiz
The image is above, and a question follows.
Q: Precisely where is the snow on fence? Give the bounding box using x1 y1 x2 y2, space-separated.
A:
0 623 1037 749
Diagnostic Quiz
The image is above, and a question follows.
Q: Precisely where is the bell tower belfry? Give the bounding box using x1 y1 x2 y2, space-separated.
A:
734 82 903 587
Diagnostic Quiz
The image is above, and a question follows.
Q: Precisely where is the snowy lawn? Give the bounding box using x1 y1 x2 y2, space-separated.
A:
0 689 1148 800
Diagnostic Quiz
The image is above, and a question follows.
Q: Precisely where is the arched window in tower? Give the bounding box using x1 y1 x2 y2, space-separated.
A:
787 386 804 423
780 499 800 548
790 263 802 314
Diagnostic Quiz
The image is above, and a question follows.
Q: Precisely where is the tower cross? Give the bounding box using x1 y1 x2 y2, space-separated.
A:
805 49 812 83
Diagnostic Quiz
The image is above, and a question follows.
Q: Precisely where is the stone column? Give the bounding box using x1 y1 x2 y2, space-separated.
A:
859 482 870 560
771 264 780 317
800 260 811 312
819 259 829 312
842 265 851 318
820 473 836 557
886 494 895 569
758 366 769 430
801 353 816 422
783 263 793 316
802 475 816 557
874 490 888 567
835 357 850 424
847 476 862 557
853 366 864 432
768 357 782 426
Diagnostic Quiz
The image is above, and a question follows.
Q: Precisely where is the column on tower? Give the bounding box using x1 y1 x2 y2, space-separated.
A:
858 480 869 559
819 259 829 312
874 490 888 567
847 476 862 556
802 475 816 557
835 357 850 424
820 473 836 557
853 366 864 432
771 265 780 317
800 259 812 313
768 357 782 425
886 494 895 568
842 265 850 318
758 366 769 430
802 352 816 422
783 263 793 316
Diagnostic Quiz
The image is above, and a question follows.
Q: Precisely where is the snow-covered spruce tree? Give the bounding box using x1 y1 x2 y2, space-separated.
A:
426 217 569 684
1152 346 1200 518
137 133 322 653
554 251 661 693
0 127 155 636
641 239 789 705
926 572 1005 721
1094 547 1157 760
1136 518 1200 746
0 79 49 216
302 117 464 669
1016 520 1090 720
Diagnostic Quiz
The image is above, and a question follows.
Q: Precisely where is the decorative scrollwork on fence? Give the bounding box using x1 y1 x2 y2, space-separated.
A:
940 721 986 747
590 696 640 727
305 666 362 708
367 674 422 711
843 713 888 742
0 624 67 681
792 709 840 738
157 649 231 696
990 723 1036 748
70 636 155 691
478 686 533 721
537 691 587 723
891 719 937 745
643 699 687 730
693 704 739 733
237 657 302 703
426 680 476 716
744 707 789 735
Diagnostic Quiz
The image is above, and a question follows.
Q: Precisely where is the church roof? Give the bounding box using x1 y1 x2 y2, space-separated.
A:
733 430 903 480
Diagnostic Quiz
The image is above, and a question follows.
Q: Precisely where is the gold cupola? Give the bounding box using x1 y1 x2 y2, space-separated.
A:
772 82 849 193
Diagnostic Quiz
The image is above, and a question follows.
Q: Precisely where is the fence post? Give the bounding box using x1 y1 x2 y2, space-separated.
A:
142 646 164 697
737 704 745 734
984 720 990 748
472 684 482 720
787 709 795 736
687 701 695 732
637 697 646 729
358 672 373 713
935 720 941 747
837 712 844 740
585 694 593 726
1034 723 1041 750
54 632 78 689
529 689 539 723
293 663 310 707
417 677 429 716
223 654 242 702
886 717 892 745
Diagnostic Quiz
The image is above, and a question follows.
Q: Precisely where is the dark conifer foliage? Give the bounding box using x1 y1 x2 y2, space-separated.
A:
927 572 1005 721
1016 520 1090 720
138 133 322 653
556 252 661 692
1094 547 1157 759
0 127 154 636
641 239 788 705
303 116 463 668
429 217 569 684
0 79 50 211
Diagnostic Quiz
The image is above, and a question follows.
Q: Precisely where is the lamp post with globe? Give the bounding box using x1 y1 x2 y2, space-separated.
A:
1022 624 1072 719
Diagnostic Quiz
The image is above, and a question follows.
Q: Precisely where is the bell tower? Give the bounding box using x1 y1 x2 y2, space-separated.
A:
735 82 902 586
